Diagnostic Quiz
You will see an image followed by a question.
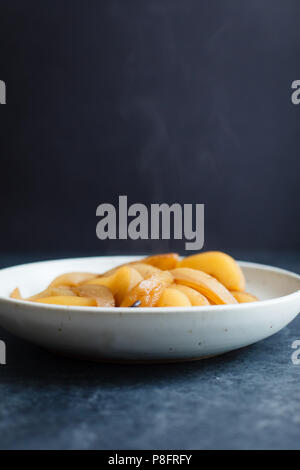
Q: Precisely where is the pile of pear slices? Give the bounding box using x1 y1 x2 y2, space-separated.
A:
10 252 258 308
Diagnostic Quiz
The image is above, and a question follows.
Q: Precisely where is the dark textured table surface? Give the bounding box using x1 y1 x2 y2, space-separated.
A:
0 251 299 450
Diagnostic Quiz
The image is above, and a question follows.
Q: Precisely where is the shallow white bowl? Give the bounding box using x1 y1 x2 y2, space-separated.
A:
0 256 299 363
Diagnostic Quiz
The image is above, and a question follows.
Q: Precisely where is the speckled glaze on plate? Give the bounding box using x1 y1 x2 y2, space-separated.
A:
0 256 299 363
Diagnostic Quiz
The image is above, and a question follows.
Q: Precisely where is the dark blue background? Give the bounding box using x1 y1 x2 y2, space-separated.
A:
0 0 300 255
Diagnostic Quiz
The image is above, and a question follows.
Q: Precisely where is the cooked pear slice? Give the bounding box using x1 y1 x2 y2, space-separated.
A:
230 291 258 303
121 271 173 307
157 287 191 307
140 253 179 270
130 263 161 278
49 272 98 288
100 253 179 277
171 284 210 306
179 251 245 292
85 266 143 306
10 287 22 299
73 284 115 307
28 286 76 301
171 268 237 305
33 296 97 306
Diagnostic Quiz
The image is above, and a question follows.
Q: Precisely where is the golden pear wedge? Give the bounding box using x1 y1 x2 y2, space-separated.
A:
130 263 161 278
179 251 245 292
230 291 258 303
140 253 179 270
73 284 115 307
157 287 191 307
33 296 98 306
171 284 210 306
49 272 98 288
85 266 143 306
171 268 237 305
10 287 22 300
121 271 173 307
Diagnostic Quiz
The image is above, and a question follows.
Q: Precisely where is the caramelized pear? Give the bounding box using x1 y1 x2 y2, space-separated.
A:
171 268 237 305
179 251 245 291
231 291 258 303
49 272 98 288
10 287 22 300
33 296 97 306
140 253 179 270
85 266 143 306
73 284 115 307
157 287 191 307
121 271 173 307
171 284 210 306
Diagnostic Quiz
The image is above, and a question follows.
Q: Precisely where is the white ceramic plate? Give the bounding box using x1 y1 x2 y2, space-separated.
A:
0 256 299 363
